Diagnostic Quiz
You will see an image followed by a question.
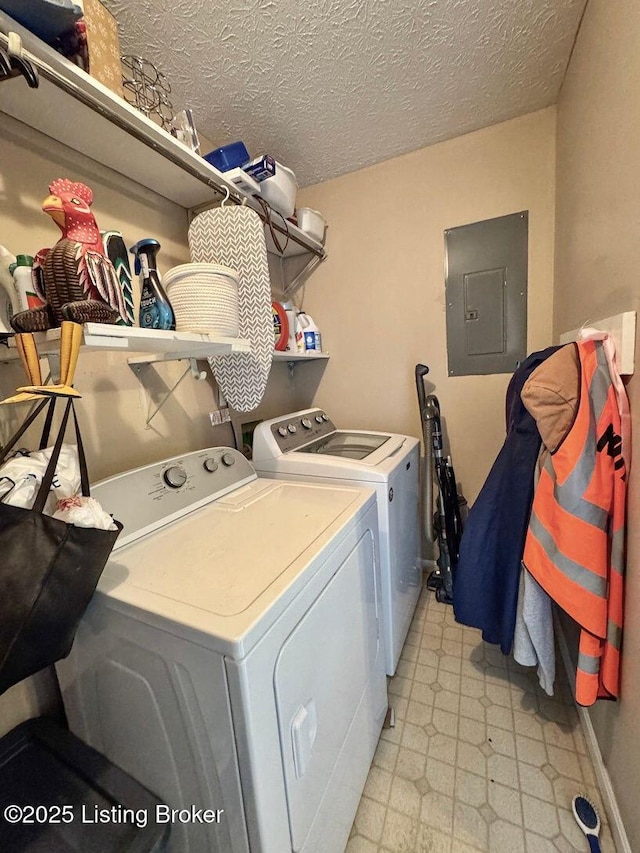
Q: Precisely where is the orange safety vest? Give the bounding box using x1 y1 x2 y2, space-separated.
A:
523 340 626 706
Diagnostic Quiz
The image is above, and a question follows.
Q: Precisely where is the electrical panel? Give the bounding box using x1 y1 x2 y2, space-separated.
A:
445 211 528 376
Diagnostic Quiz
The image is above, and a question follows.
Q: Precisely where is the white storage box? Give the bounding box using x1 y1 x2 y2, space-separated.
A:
296 208 326 244
259 161 297 218
163 263 239 336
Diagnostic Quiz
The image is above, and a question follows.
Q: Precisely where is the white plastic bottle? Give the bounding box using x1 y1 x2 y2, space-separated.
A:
282 302 299 352
295 311 305 352
10 255 40 313
0 245 18 332
297 312 322 353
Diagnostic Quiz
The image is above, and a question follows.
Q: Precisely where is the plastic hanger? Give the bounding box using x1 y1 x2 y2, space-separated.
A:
0 32 39 89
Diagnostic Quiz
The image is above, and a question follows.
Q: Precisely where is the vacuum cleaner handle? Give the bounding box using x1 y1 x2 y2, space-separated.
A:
415 364 429 417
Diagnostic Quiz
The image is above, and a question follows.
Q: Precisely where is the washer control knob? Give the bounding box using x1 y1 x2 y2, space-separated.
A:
277 426 288 437
287 423 297 434
301 417 312 429
221 452 236 467
321 414 328 421
164 466 187 488
315 415 323 423
203 457 218 473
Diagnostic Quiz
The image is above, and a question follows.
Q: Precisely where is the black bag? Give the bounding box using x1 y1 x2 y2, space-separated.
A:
0 397 122 695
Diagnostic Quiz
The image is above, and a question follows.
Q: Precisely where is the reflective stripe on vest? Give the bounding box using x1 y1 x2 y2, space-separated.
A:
523 340 626 706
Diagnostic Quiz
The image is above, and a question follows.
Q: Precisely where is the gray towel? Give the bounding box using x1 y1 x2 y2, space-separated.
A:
513 564 555 695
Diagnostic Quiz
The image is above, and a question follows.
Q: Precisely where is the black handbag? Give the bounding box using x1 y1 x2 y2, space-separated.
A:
0 396 122 695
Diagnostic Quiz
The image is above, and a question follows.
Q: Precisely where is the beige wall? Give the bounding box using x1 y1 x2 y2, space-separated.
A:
297 108 557 504
554 0 640 849
0 115 296 733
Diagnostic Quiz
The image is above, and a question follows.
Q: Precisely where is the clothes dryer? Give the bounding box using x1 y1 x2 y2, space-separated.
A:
56 447 387 853
252 409 421 675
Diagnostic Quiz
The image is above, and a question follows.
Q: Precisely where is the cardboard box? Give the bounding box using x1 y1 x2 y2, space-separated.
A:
78 0 125 99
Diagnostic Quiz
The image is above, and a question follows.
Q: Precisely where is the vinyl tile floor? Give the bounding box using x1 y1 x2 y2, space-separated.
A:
347 587 616 853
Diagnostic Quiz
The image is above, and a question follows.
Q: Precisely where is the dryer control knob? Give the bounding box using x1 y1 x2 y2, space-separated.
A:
287 424 297 434
164 466 187 488
315 415 323 423
277 426 288 437
301 418 312 429
203 458 218 473
221 452 236 467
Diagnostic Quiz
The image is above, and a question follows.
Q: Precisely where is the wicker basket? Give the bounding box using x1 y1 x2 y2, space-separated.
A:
163 263 239 336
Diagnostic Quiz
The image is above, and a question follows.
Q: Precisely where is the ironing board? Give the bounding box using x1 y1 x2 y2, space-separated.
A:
188 206 273 412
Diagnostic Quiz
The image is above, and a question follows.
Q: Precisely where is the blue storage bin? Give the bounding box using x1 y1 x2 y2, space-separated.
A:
0 0 83 43
203 141 250 172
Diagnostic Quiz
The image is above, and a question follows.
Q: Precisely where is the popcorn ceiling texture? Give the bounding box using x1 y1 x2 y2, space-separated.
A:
105 0 586 186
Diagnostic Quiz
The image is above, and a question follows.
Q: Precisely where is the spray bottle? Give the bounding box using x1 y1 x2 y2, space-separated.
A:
129 239 175 330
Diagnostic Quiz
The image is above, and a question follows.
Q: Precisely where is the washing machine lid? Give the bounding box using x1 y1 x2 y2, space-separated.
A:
97 478 374 658
296 431 391 460
255 434 419 483
251 409 419 482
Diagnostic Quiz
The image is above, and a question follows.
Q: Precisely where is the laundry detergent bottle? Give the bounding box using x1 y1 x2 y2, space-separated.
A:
297 311 322 353
282 301 299 352
130 239 175 330
9 254 39 312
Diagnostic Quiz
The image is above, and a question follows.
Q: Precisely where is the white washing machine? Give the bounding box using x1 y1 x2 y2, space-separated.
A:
56 447 387 853
252 408 421 676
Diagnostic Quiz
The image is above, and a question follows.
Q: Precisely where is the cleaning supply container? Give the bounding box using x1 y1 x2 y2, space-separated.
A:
297 312 322 353
272 301 289 351
163 263 239 336
283 302 299 352
130 239 175 331
296 208 326 243
10 254 40 312
258 161 297 218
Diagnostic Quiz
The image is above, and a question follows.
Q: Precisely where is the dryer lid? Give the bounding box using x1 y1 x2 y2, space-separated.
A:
95 479 375 657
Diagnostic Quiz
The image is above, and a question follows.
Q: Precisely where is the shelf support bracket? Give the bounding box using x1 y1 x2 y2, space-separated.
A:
130 358 208 428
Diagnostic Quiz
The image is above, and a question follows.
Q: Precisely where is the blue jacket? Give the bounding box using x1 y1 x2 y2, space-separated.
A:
453 346 560 654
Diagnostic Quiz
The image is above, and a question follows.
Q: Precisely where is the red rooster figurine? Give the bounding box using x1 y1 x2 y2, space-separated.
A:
10 178 127 332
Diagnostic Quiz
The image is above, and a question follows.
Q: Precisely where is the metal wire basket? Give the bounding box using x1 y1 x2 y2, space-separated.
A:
121 55 173 130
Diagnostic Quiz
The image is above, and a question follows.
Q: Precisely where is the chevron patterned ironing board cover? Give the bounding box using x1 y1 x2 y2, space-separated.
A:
188 206 273 411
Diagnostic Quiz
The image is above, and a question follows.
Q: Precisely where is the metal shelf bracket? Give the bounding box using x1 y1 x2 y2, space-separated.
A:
130 357 208 428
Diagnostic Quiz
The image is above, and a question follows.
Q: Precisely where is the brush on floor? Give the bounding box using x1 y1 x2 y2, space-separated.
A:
572 794 602 852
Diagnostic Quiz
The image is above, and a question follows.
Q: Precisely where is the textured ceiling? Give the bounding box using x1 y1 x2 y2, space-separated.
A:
105 0 586 187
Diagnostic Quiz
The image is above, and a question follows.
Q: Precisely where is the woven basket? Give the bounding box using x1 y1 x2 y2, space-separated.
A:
164 263 239 337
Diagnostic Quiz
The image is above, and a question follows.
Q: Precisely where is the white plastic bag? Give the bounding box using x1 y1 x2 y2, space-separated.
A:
53 495 118 531
0 444 81 514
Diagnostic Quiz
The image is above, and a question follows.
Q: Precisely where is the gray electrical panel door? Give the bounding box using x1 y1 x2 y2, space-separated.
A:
445 211 528 376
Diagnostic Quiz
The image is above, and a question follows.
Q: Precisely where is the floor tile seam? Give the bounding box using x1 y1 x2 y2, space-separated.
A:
377 747 401 777
521 789 568 840
379 798 436 850
369 783 393 809
453 759 488 781
354 801 387 845
482 713 515 733
459 666 487 684
514 744 550 767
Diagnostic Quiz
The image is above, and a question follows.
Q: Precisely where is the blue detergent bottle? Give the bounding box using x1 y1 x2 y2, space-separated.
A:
130 238 175 330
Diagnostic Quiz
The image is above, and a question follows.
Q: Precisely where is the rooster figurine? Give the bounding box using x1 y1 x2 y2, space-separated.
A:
10 178 127 333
